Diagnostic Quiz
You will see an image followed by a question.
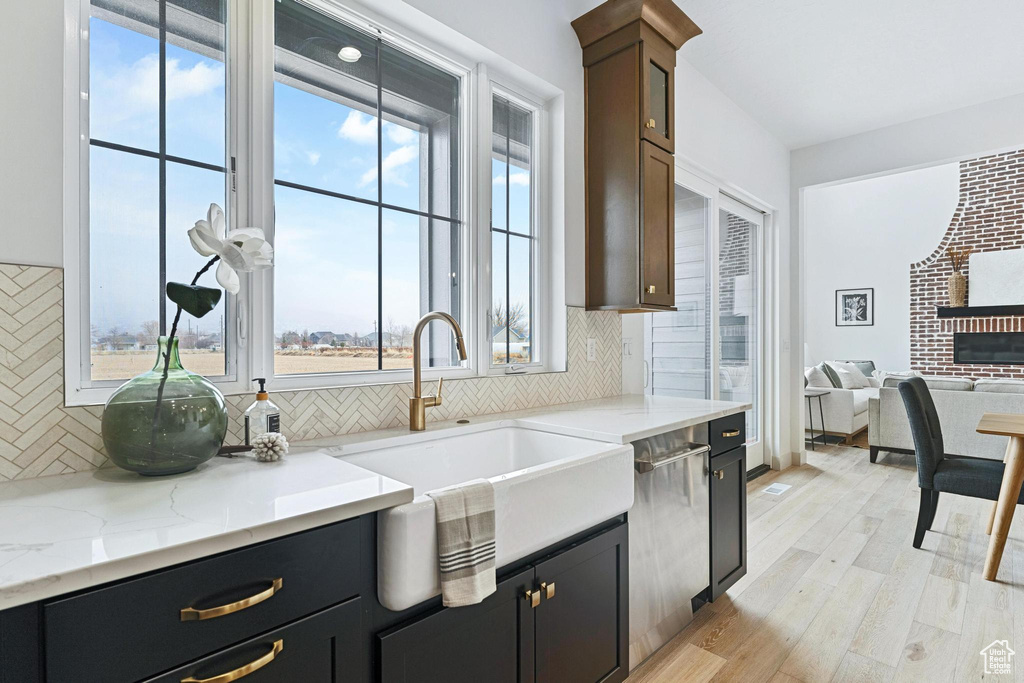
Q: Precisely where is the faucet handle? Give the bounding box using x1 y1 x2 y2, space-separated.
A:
423 377 444 408
432 377 444 407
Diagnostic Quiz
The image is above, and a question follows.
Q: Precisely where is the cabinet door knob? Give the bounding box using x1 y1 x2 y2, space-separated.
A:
542 581 555 600
525 589 540 608
646 285 656 294
646 118 656 129
714 470 725 480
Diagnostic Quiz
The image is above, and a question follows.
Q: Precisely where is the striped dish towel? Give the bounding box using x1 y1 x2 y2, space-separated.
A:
427 479 497 607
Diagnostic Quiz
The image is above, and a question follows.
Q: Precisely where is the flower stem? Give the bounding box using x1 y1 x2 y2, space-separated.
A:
150 256 221 450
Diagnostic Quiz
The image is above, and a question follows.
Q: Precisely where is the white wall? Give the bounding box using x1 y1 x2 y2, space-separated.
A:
0 0 64 267
803 163 959 371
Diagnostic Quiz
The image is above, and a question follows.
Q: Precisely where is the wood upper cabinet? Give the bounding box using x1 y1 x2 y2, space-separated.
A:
573 0 700 313
640 141 674 308
641 41 675 153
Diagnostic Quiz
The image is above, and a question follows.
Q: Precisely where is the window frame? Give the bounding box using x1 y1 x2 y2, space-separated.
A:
479 77 549 376
254 0 477 391
63 0 250 405
64 0 558 406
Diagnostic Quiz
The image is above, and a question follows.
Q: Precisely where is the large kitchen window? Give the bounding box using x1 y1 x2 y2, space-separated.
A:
490 94 536 366
66 0 553 403
273 0 462 376
84 0 230 383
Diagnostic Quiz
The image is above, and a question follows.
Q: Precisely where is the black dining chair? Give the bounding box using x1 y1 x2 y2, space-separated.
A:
899 376 1022 548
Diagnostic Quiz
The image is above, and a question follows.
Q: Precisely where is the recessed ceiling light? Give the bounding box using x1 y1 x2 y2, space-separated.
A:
338 46 361 63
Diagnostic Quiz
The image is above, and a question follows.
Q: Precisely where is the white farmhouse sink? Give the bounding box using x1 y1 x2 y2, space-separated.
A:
341 426 633 612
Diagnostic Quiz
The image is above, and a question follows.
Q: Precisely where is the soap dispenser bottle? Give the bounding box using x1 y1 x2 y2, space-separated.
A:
245 378 281 445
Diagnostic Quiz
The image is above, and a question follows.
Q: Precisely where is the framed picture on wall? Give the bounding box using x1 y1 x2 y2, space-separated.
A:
836 288 874 326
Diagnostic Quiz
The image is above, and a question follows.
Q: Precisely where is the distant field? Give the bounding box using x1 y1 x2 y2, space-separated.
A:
90 349 415 381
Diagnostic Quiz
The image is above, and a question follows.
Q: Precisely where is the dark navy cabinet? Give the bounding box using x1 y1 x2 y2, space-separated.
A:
379 521 629 683
0 514 628 683
709 442 748 601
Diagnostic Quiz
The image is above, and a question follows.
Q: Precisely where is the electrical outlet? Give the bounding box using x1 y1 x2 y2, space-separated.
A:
621 337 633 358
586 337 597 362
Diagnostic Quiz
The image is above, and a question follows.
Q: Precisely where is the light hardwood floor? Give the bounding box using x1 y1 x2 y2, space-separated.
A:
626 445 1024 683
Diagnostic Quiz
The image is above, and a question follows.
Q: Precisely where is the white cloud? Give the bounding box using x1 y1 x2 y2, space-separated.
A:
338 111 377 144
359 145 417 187
385 122 418 145
306 151 321 166
117 54 223 108
89 52 223 143
492 171 530 187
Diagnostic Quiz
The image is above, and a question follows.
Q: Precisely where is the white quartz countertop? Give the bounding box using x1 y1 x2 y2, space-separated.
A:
297 394 752 453
0 452 411 610
513 395 751 443
0 394 746 611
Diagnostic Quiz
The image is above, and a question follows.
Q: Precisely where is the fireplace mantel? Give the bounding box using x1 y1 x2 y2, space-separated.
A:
936 304 1024 318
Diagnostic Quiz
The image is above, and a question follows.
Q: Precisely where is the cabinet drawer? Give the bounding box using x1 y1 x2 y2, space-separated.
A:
709 412 745 456
45 520 362 683
146 598 364 683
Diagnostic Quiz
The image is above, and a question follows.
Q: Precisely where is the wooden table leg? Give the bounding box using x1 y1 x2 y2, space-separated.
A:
984 436 1024 580
987 439 1015 535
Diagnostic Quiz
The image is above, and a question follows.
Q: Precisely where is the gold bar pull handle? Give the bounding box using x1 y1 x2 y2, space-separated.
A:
180 578 283 622
182 639 283 683
646 118 656 129
721 429 740 438
714 470 725 480
542 581 555 600
525 589 540 608
646 285 656 294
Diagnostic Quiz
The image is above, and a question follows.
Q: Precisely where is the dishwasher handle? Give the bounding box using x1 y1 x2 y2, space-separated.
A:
634 443 710 473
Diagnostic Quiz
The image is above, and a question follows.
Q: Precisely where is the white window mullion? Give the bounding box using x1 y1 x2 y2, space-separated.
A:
473 63 492 378
63 0 92 405
241 0 275 390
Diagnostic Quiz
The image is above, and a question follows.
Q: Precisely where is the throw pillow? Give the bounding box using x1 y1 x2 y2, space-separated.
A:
834 367 858 389
818 362 842 389
850 360 876 377
805 366 831 388
877 370 922 388
829 361 867 388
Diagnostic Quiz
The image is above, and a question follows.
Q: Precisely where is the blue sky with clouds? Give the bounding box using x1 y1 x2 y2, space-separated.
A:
88 13 531 352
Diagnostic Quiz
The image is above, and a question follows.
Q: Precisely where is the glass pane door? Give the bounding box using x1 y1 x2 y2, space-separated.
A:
717 196 763 469
646 178 768 472
646 184 711 398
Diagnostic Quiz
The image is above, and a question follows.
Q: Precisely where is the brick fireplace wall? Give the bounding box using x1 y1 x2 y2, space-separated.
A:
910 149 1024 378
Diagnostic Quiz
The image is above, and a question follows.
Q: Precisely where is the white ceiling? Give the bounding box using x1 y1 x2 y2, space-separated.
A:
583 0 1024 149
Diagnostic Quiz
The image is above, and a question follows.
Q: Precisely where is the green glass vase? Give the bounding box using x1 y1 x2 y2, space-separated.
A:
101 336 228 476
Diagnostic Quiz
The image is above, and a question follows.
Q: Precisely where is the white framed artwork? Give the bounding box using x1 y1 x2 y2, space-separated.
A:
836 288 874 326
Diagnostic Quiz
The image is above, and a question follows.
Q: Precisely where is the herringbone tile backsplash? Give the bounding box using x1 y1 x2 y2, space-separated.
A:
0 265 621 480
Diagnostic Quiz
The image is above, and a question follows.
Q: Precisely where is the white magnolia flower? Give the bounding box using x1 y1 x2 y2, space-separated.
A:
188 204 273 294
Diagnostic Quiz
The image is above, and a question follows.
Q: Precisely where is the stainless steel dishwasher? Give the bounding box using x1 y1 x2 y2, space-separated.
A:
628 423 710 671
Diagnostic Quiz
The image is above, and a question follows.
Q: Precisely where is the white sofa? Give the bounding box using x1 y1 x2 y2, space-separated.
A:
807 384 879 444
868 377 1024 462
804 361 880 444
